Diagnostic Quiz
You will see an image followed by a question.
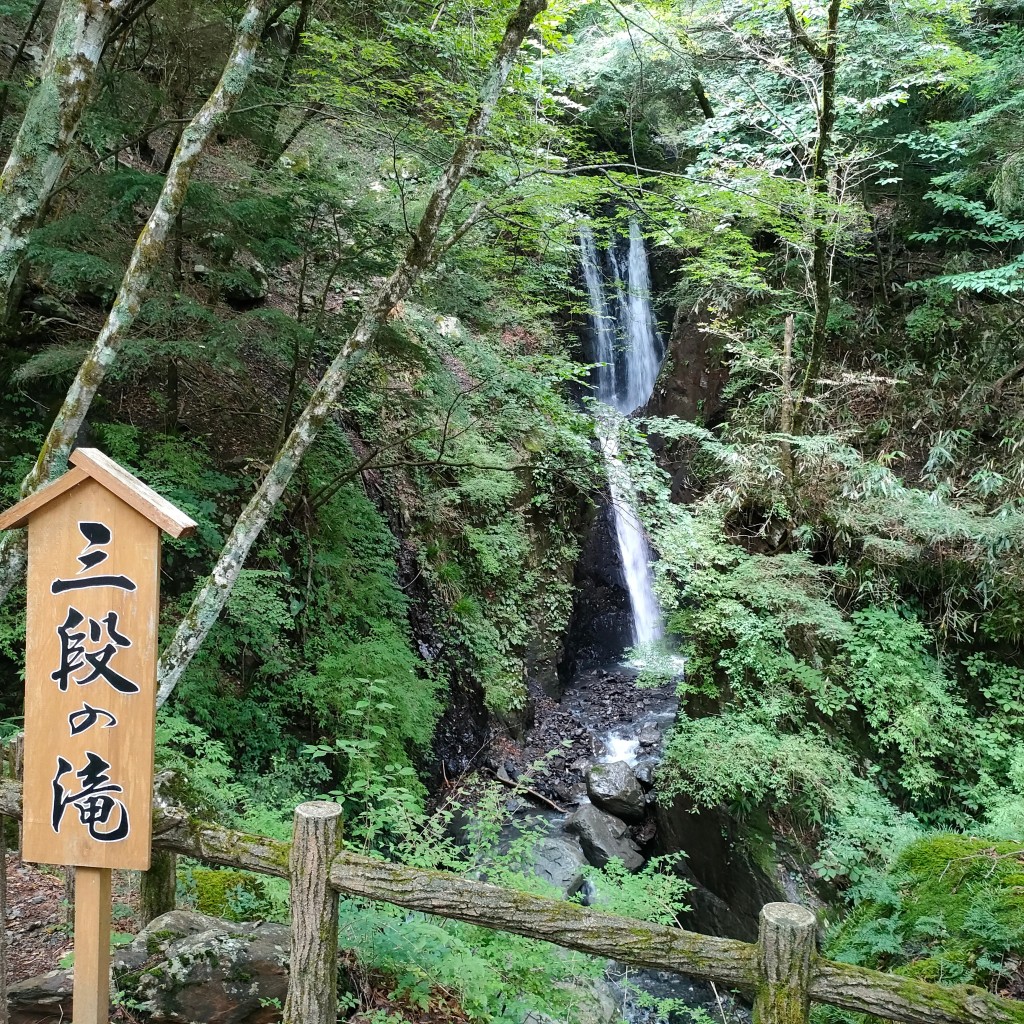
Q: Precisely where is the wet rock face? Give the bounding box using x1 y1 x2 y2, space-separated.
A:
643 306 730 506
531 834 589 896
646 306 729 428
587 761 645 823
566 804 644 872
559 501 634 683
653 795 785 942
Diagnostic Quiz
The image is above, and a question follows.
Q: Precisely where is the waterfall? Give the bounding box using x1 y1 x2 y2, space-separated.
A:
620 219 663 414
598 420 663 647
579 224 617 402
580 220 664 648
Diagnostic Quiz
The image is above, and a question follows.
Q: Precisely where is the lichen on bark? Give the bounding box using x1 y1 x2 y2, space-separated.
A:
0 0 127 323
0 0 273 608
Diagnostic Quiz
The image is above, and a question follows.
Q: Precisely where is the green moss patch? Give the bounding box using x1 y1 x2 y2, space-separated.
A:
827 833 1024 990
187 868 271 922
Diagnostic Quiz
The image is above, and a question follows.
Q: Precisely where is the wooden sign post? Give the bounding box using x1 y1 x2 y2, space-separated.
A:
0 448 196 1024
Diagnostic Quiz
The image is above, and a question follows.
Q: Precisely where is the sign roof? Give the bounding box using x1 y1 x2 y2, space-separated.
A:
0 448 198 538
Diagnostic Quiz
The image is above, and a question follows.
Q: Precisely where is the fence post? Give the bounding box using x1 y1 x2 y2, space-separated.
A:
283 801 343 1024
753 902 816 1024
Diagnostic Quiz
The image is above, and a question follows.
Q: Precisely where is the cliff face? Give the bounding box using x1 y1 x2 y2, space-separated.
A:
648 306 729 426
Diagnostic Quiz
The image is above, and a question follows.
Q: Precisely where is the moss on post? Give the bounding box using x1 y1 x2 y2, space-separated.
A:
283 802 343 1024
754 902 817 1024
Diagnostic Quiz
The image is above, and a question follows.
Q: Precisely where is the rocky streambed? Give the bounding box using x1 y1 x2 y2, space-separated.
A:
480 661 771 1024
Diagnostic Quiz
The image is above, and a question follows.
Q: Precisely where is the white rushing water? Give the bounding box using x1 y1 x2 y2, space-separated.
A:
579 224 617 401
601 732 641 766
580 220 664 648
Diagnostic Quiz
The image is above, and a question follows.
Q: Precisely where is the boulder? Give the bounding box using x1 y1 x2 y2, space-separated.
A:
554 976 621 1024
8 969 72 1024
634 759 657 788
524 977 621 1024
194 252 269 307
565 804 644 871
198 231 237 263
223 255 269 306
586 761 645 822
531 835 588 896
114 910 296 1024
638 722 660 748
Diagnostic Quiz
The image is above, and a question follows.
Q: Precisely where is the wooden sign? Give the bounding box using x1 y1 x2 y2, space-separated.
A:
0 447 196 1023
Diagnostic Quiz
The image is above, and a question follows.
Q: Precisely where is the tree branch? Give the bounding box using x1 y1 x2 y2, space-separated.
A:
784 2 826 62
154 0 549 707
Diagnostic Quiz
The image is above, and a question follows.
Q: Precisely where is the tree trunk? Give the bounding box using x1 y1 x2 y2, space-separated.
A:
0 748 7 1024
0 0 50 137
0 0 127 323
0 0 273 608
155 0 548 706
786 0 841 435
329 852 758 990
779 313 795 483
139 850 177 925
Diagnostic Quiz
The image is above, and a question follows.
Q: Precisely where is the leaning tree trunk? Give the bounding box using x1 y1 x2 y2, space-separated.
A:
0 0 128 323
0 0 273 608
155 0 548 705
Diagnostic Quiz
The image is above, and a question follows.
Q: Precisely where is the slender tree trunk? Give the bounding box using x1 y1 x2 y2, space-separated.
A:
257 0 312 161
139 850 176 925
155 0 548 705
0 0 272 607
786 0 841 435
0 746 7 1024
690 76 715 119
779 313 795 484
0 0 50 137
0 0 128 323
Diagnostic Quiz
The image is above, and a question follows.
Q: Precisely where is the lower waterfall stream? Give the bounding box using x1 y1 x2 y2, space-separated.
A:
499 224 750 1024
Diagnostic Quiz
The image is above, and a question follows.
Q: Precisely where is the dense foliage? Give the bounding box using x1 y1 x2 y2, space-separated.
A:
3 0 1024 1019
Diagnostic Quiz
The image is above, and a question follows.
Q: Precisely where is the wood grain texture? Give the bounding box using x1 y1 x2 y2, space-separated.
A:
284 802 343 1024
70 449 197 537
23 479 158 870
0 466 89 531
72 866 111 1024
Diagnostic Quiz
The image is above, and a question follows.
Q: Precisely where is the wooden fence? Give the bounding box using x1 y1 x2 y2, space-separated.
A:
0 778 1021 1024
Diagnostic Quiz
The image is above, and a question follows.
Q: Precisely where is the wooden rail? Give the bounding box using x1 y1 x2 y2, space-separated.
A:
1 781 1022 1024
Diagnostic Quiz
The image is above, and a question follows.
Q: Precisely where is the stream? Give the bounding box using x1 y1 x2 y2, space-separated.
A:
495 224 751 1024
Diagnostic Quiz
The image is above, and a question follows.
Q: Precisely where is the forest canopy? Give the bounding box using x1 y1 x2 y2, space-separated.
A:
1 0 1024 1020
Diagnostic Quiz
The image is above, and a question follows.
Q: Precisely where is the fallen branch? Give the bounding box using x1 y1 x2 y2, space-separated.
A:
488 769 568 814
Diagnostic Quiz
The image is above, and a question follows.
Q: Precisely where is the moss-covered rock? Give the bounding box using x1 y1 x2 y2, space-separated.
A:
827 833 1024 993
115 910 294 1024
189 868 271 922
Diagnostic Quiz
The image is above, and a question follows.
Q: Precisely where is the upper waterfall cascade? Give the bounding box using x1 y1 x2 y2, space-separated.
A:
579 221 664 648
